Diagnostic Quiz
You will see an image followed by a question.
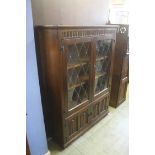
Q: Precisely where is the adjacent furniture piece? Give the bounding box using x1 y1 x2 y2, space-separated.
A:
26 137 30 155
109 24 129 108
35 25 118 148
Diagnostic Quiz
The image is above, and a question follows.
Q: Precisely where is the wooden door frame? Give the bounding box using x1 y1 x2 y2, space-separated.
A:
61 37 94 116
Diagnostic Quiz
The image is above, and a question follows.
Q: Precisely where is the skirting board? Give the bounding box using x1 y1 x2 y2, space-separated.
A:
44 150 51 155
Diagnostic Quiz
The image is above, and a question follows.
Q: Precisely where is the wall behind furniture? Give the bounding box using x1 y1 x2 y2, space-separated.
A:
31 0 110 25
109 0 129 24
26 0 48 155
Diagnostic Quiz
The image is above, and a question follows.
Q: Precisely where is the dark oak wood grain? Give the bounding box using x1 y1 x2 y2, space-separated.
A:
34 25 118 148
109 24 129 108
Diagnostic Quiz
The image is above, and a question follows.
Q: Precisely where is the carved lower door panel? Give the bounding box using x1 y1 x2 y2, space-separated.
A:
65 106 89 143
92 93 109 121
64 93 109 145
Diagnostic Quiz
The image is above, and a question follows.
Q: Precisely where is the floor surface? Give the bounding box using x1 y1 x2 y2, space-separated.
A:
48 90 129 155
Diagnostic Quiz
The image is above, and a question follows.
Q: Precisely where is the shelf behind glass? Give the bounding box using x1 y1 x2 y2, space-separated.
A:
68 77 89 90
96 56 108 62
95 72 106 79
67 62 87 70
94 75 108 94
68 82 88 109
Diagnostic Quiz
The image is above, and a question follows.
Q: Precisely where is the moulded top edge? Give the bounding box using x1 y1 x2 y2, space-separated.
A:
35 25 119 29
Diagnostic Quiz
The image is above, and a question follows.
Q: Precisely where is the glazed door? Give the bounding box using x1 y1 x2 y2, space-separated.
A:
93 37 113 98
62 38 93 113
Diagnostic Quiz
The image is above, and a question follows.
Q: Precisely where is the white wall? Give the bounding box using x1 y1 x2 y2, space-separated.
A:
31 0 110 25
109 0 129 24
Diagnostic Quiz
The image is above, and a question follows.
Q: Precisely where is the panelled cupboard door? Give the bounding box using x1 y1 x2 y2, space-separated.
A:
121 52 129 79
93 37 113 98
65 106 89 143
91 93 109 121
64 98 109 144
62 37 93 114
118 77 128 105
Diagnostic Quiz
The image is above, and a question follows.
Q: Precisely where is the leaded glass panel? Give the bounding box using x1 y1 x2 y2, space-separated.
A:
94 39 112 94
66 41 91 109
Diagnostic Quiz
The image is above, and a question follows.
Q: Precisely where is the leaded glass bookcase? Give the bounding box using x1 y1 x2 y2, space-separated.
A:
35 25 118 148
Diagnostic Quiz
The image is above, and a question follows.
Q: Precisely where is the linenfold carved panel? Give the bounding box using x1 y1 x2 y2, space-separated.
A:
93 94 109 119
66 107 89 139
